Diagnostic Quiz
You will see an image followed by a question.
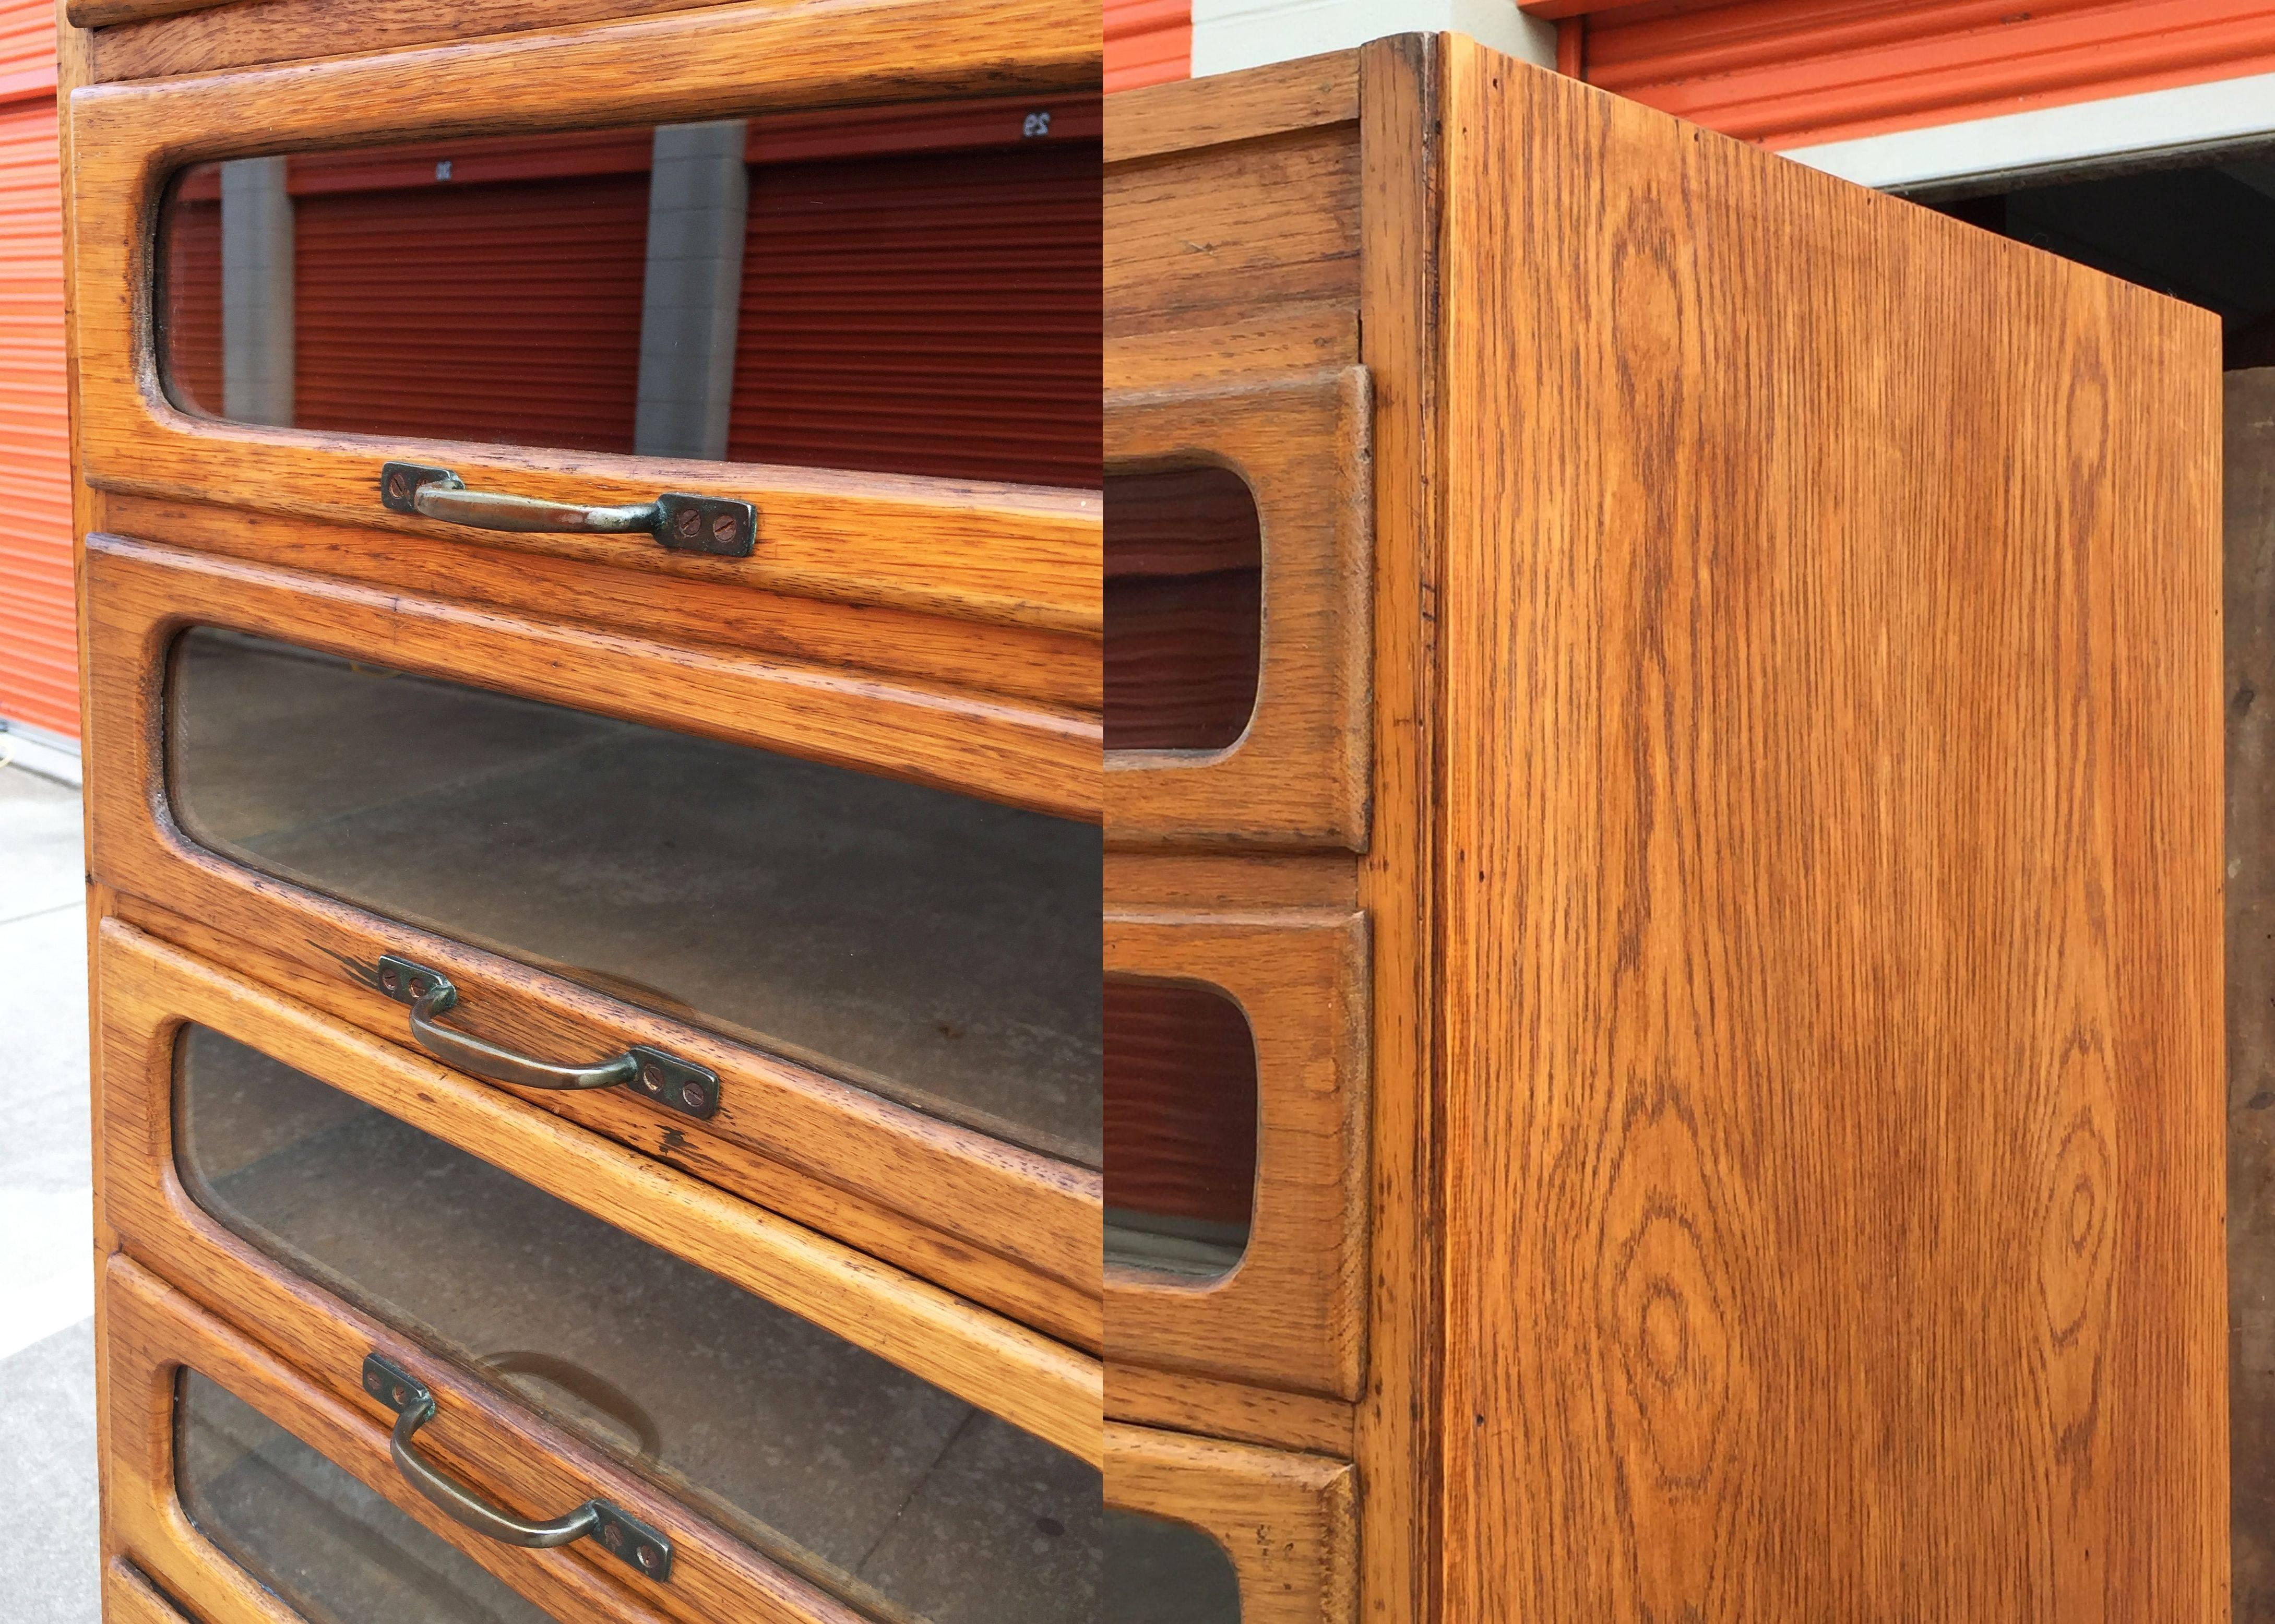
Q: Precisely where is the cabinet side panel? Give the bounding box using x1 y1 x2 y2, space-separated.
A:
1435 38 2224 1622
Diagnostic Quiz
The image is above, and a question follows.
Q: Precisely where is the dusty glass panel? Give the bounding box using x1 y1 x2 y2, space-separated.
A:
176 1369 556 1624
166 627 1101 1167
1103 1509 1239 1624
156 108 1100 486
1103 976 1255 1279
175 1026 1102 1624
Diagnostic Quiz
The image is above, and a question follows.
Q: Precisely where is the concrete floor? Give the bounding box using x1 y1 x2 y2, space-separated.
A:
0 763 98 1622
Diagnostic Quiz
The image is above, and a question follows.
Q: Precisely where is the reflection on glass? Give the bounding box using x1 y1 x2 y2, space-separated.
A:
166 628 1102 1167
176 1369 556 1624
157 106 1101 485
1104 466 1262 751
175 1027 1103 1624
1104 977 1256 1279
1103 1509 1240 1623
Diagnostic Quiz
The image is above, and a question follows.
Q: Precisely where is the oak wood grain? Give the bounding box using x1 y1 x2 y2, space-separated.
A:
1105 1421 1356 1624
105 1254 686 1624
1104 850 1362 911
100 919 1104 1470
100 494 1101 715
1103 49 1357 165
68 0 1101 637
1105 1362 1355 1458
1106 368 1373 849
88 0 743 79
1434 37 2225 1621
1105 909 1370 1402
104 1560 198 1624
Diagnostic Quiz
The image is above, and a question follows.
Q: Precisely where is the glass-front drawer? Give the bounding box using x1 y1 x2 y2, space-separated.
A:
1103 1509 1240 1624
173 1022 1102 1624
178 1371 555 1624
168 625 1102 1170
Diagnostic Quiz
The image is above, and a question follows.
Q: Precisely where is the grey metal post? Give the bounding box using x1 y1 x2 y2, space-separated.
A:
220 155 294 426
635 121 749 461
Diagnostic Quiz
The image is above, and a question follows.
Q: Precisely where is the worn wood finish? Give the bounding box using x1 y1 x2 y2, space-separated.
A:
1105 1422 1356 1624
91 534 1096 818
1434 37 2225 1621
101 495 1100 715
69 0 1100 636
1349 36 1443 1624
1106 368 1372 849
1105 909 1370 1401
99 920 1105 1470
1105 1362 1354 1458
1104 850 1361 911
115 893 1098 1354
104 1561 198 1624
105 1254 687 1624
1104 50 1358 166
89 0 738 79
81 545 1101 1321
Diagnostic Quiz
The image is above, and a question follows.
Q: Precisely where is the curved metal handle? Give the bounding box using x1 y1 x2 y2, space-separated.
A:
379 461 755 557
361 953 720 1120
362 1354 672 1579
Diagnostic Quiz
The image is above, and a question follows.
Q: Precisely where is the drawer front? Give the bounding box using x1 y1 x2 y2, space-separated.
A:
72 2 1102 649
1105 369 1372 849
105 1561 200 1624
105 1253 683 1624
1104 908 1369 1401
1105 1422 1354 1624
99 920 1104 1624
86 536 1101 1345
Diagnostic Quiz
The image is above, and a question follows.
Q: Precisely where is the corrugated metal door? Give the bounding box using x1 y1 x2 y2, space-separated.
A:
292 134 650 452
729 109 1102 489
1541 0 2275 149
1106 0 1191 92
0 85 75 740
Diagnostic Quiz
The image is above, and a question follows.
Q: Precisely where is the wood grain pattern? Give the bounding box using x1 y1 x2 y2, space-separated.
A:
1349 36 1443 1624
99 919 1104 1470
1105 909 1370 1401
88 0 742 79
68 0 1100 637
1433 37 2225 1620
88 531 1096 820
104 1560 198 1624
101 494 1100 715
1105 1362 1355 1458
1106 368 1373 849
1104 850 1362 912
80 540 1101 1324
1105 1420 1356 1624
1103 49 1357 165
104 1254 685 1624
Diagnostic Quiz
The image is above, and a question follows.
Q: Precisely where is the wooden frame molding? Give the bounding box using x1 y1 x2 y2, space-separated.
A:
81 534 1104 1351
1106 368 1374 849
1105 907 1371 1402
1105 1420 1357 1624
69 0 1101 636
98 918 1105 1473
104 1253 692 1624
104 1561 200 1624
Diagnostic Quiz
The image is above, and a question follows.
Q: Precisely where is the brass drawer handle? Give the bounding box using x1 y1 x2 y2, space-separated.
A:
362 1353 673 1581
356 952 720 1120
379 461 756 557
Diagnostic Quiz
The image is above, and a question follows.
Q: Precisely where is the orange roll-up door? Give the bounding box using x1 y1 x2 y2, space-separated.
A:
291 132 651 453
0 85 74 740
1106 0 1192 92
729 102 1102 490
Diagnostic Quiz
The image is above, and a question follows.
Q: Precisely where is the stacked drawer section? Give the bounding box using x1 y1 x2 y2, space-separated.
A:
73 7 1111 1622
1103 51 1375 1623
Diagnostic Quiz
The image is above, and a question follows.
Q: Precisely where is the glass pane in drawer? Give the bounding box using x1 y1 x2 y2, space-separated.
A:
175 1026 1102 1624
1103 1509 1238 1623
156 114 1100 487
1104 976 1255 1279
167 627 1102 1167
177 1369 555 1624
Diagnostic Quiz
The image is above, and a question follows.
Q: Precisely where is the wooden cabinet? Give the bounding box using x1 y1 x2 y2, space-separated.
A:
67 4 1103 1620
1106 33 2226 1623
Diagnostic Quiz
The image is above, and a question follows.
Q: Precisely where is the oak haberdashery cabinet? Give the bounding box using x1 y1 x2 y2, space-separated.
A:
1104 32 2226 1624
66 2 1104 1620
